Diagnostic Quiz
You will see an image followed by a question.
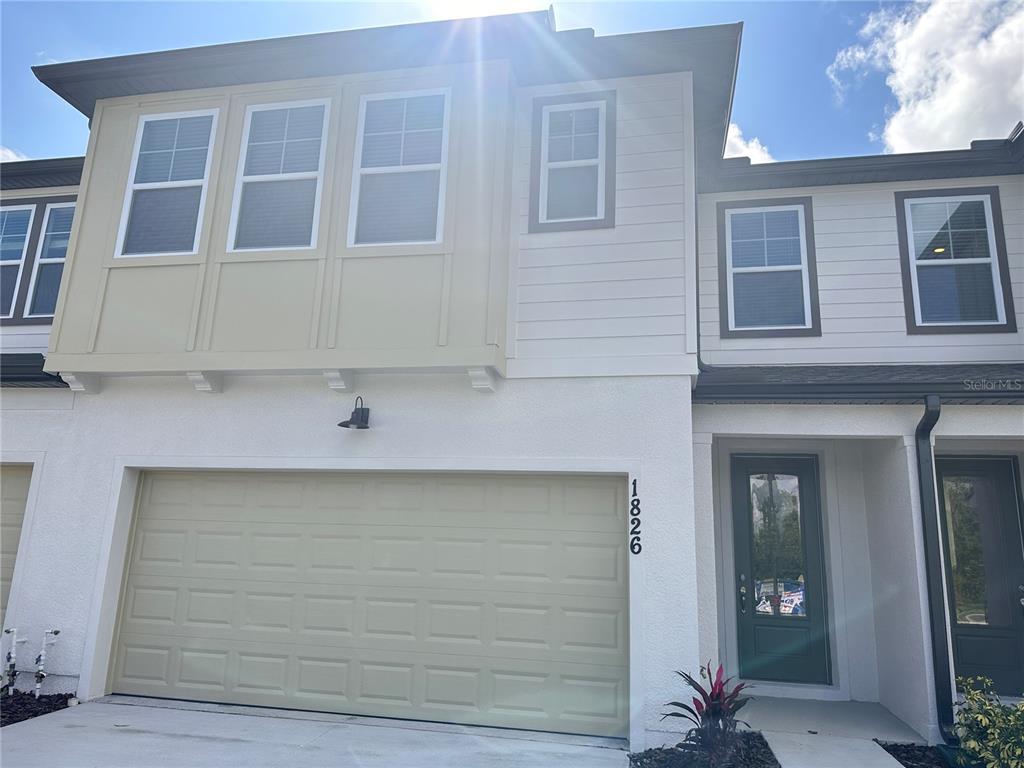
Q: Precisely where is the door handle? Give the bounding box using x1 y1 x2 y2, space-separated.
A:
739 580 747 615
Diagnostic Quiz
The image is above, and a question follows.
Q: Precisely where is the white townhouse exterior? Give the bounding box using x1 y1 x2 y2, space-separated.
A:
0 11 1021 752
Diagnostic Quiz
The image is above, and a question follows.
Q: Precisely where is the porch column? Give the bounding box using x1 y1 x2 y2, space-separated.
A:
692 432 718 666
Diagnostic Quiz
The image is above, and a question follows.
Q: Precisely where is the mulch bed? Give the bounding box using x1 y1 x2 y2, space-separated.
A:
1 691 75 727
630 732 780 768
876 742 949 768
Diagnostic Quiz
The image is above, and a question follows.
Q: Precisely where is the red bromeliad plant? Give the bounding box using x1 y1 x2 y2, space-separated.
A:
662 662 751 764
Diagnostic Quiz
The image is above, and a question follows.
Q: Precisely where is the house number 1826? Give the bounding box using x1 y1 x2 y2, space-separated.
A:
629 478 642 555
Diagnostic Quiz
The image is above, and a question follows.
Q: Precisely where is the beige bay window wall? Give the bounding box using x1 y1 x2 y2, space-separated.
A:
45 61 514 376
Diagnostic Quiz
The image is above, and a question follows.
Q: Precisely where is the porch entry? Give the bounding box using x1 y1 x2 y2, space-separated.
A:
731 455 831 685
936 456 1023 695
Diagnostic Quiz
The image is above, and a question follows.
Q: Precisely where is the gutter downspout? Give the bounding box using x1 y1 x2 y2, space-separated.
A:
914 394 956 743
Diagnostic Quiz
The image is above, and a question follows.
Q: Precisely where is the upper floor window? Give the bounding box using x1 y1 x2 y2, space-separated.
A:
116 110 217 257
717 197 821 338
896 188 1016 334
349 90 450 246
228 100 329 251
1 205 35 318
26 203 75 318
529 91 616 233
0 198 75 324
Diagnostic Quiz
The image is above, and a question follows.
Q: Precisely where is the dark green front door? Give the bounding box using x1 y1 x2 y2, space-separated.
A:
936 456 1024 695
732 454 831 684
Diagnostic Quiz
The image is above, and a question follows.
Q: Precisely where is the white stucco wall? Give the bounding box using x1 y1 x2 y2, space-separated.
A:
1 373 696 749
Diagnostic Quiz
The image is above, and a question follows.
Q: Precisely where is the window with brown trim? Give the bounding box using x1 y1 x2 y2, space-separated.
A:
529 91 616 233
716 197 821 338
0 196 75 326
895 187 1016 334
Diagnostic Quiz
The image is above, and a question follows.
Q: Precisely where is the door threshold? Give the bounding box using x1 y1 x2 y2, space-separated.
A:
96 695 627 751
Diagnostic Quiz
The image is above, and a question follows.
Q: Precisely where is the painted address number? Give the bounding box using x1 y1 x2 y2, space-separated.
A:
629 478 642 555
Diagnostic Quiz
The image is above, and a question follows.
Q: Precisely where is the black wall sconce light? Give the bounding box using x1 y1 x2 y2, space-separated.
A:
338 396 370 429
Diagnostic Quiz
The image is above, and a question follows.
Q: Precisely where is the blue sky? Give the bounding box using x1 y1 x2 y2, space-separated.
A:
1 1 1019 163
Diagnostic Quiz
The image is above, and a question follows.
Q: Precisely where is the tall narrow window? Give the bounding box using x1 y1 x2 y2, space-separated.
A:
530 91 616 233
229 100 329 250
718 198 821 337
349 90 449 246
26 203 74 317
896 188 1015 333
117 110 217 257
0 206 35 318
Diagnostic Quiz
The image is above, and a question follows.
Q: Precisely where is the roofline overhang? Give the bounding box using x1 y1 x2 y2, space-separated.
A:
0 156 85 190
31 13 741 179
702 120 1024 192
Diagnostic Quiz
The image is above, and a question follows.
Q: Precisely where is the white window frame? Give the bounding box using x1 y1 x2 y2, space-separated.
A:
538 99 607 224
725 204 813 331
347 87 451 248
114 108 219 259
24 201 75 319
226 98 331 253
0 204 37 319
904 194 1007 327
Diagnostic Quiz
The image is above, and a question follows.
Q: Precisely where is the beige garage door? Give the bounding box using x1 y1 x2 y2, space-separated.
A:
1 464 31 627
112 471 629 736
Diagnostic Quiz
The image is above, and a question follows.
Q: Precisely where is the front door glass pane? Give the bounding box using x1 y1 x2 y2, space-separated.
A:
750 473 806 617
943 474 1010 626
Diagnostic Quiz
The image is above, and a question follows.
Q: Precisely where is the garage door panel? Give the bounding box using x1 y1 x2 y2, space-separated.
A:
140 471 626 534
114 630 628 734
114 471 629 737
128 521 626 598
119 575 627 665
1 464 31 625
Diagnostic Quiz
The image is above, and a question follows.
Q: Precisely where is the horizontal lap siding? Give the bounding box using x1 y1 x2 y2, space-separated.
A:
508 74 690 373
0 325 52 355
698 176 1024 365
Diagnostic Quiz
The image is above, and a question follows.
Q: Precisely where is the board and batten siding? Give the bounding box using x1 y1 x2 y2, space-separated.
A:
698 175 1024 365
506 72 697 378
44 62 513 376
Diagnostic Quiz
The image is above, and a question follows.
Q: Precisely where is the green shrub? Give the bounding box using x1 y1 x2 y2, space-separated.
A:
954 676 1024 768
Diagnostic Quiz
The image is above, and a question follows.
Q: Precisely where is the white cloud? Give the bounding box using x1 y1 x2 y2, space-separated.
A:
724 123 774 163
0 146 29 163
828 0 1024 153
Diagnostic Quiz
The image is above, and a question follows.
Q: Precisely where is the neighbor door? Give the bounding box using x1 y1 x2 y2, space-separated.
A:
731 455 830 684
936 456 1024 695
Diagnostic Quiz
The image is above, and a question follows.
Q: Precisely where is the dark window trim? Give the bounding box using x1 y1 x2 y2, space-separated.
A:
895 186 1017 335
528 90 616 234
716 196 822 339
0 195 76 327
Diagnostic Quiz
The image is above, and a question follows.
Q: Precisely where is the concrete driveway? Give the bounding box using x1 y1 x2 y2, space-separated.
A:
0 697 629 768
